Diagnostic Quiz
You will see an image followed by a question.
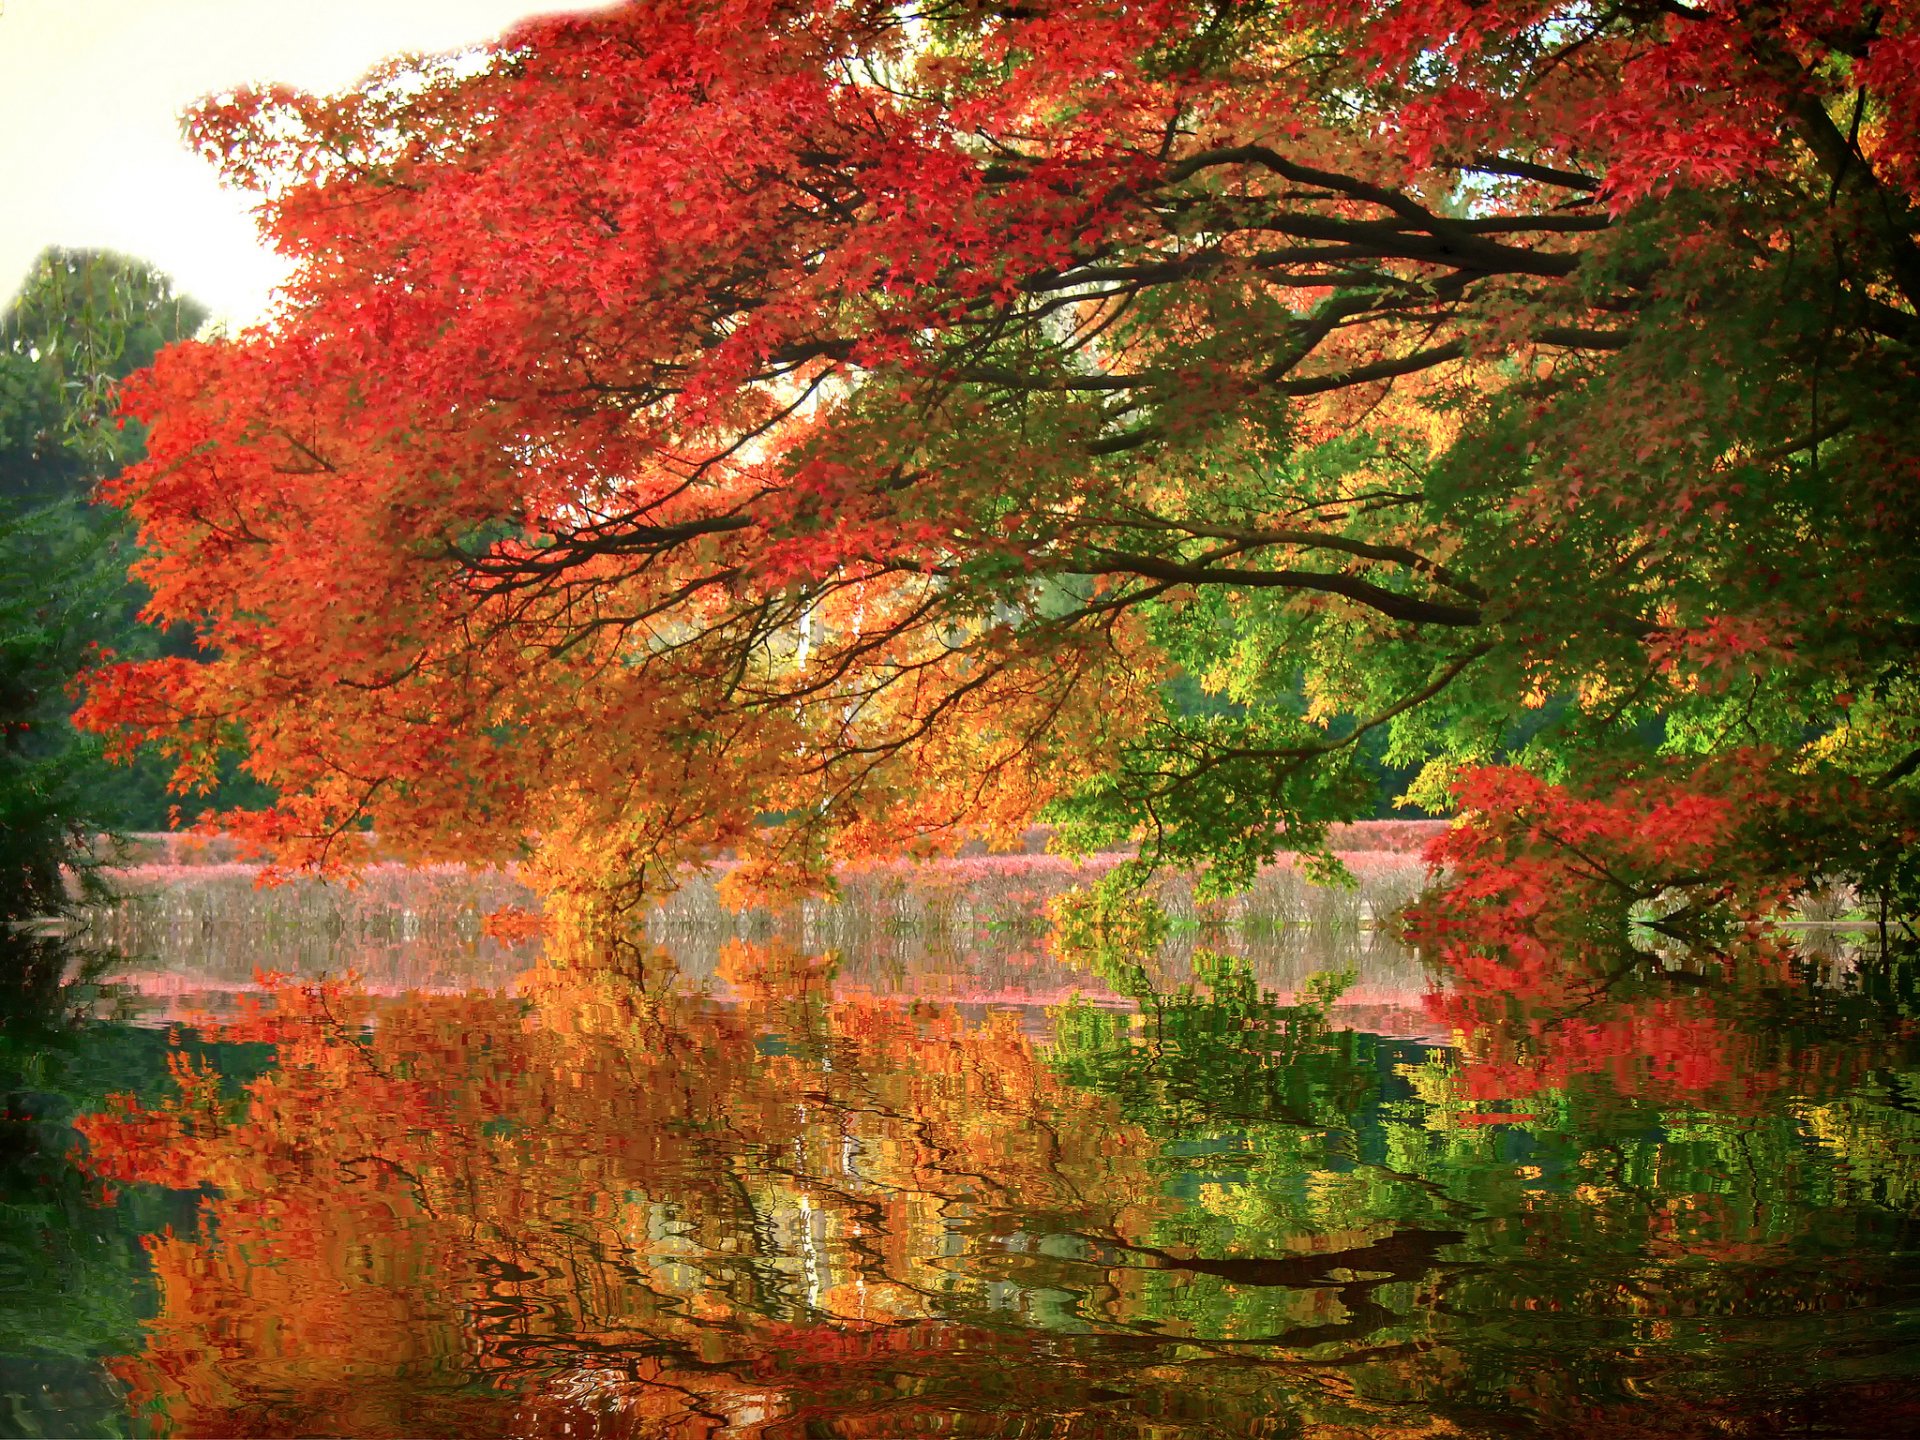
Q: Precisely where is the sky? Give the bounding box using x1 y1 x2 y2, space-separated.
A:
0 0 617 327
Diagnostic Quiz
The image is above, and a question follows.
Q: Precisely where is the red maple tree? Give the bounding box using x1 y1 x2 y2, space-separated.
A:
75 0 1920 908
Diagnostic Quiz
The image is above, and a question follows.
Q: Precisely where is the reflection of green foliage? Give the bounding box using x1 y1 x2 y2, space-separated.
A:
1796 1072 1920 1212
1051 953 1446 1242
1053 951 1370 1131
1045 862 1169 990
1039 940 1920 1415
1375 1051 1920 1413
0 942 248 1439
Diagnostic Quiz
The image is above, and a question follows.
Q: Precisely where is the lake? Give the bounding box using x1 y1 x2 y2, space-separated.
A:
3 858 1917 1437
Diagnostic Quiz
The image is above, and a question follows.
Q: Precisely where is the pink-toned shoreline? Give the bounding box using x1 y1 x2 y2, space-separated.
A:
94 818 1449 871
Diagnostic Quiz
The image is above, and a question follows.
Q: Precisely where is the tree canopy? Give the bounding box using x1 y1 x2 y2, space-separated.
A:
1 249 222 926
76 0 1920 914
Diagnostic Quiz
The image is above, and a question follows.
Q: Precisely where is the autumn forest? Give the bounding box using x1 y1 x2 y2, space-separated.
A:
4 1 1920 1435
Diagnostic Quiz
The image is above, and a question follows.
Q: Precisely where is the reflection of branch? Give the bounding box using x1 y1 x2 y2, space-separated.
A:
1025 1226 1468 1350
311 980 394 1081
1639 910 1727 949
335 1152 439 1217
1110 1226 1467 1290
1874 746 1920 789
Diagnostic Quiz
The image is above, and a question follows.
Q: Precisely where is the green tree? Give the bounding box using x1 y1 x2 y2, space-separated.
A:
1 247 268 928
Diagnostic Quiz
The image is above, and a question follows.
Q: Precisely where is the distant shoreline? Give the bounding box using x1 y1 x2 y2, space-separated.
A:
91 818 1452 871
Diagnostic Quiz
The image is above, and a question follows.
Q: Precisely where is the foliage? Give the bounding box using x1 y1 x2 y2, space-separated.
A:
0 501 115 927
1409 750 1920 949
66 924 1920 1437
0 926 247 1440
69 1 1920 908
0 249 267 905
0 249 204 489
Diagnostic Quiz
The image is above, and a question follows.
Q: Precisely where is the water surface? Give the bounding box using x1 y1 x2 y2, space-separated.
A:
5 879 1918 1437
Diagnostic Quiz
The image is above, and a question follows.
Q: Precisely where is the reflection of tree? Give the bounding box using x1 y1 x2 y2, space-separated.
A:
1051 948 1920 1431
0 925 231 1437
1422 933 1914 1114
1386 829 1920 1434
78 940 1191 1436
74 929 1920 1438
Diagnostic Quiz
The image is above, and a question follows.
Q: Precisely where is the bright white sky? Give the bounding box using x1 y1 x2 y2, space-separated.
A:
0 0 618 327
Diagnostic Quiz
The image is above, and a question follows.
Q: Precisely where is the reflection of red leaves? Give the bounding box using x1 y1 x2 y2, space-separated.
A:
1425 986 1750 1104
480 906 547 944
1407 751 1894 1109
69 962 1161 1436
76 1106 203 1191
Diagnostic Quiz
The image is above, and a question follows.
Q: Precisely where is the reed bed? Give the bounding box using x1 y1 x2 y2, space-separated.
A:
649 847 1432 944
81 861 537 979
83 834 1440 1032
87 825 1437 965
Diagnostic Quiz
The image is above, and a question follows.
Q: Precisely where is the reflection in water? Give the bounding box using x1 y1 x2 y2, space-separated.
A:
0 929 226 1439
60 906 1920 1439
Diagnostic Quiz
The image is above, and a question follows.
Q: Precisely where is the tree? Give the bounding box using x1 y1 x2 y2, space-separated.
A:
0 500 118 929
1 248 205 494
75 0 1920 912
0 248 274 913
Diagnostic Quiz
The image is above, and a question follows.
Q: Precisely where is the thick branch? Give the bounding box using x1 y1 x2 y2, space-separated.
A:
1071 552 1484 627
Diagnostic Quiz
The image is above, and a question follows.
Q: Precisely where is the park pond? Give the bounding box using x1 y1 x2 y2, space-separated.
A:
1 848 1917 1438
